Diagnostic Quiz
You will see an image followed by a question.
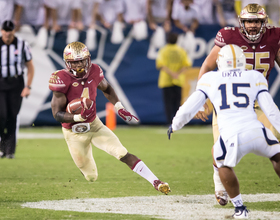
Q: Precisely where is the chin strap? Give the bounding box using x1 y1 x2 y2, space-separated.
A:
241 21 266 41
70 69 86 78
65 58 90 77
72 70 77 76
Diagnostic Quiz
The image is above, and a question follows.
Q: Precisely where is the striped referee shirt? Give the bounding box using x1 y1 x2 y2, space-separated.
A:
0 36 32 79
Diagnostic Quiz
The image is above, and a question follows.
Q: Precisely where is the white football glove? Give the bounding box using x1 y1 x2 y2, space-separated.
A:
114 102 139 123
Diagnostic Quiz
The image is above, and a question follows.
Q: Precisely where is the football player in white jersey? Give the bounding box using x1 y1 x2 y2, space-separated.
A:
168 44 280 219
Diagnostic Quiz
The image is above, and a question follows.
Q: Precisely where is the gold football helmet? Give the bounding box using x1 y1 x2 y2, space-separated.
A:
238 4 268 41
63 42 91 78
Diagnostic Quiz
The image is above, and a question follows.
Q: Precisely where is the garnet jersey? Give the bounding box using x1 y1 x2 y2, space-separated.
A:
49 63 104 129
214 26 280 81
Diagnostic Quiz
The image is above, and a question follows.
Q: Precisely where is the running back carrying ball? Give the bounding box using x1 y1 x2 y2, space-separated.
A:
67 97 93 114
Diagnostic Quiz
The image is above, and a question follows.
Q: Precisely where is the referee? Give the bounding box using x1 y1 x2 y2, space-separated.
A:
0 20 34 159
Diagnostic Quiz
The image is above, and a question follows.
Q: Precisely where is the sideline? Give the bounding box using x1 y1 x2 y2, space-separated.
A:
22 194 280 220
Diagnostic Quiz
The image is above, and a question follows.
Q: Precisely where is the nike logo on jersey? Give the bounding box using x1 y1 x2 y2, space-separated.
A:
260 45 266 49
88 79 93 84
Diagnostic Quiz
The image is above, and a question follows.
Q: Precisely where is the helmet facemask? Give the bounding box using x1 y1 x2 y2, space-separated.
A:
238 4 268 42
239 18 266 41
63 42 91 78
65 57 91 78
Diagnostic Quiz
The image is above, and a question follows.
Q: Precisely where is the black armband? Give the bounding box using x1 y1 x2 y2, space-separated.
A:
55 111 66 122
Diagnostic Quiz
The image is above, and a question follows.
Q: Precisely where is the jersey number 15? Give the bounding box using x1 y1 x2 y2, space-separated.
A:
218 83 250 110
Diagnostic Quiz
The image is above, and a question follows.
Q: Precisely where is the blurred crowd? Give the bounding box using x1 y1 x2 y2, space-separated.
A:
0 0 279 46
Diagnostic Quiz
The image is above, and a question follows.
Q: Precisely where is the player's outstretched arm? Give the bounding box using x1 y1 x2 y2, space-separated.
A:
258 91 280 133
168 91 206 139
98 78 119 104
98 78 139 123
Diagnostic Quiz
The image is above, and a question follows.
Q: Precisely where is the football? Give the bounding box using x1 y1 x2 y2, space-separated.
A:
66 97 93 114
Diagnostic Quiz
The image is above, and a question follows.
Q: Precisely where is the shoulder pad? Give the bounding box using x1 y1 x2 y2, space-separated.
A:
49 70 67 90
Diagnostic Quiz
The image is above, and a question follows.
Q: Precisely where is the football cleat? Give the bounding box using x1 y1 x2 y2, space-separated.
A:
153 180 171 195
6 154 14 159
232 205 249 219
215 190 228 206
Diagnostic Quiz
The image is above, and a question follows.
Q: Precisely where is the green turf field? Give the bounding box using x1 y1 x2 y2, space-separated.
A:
0 125 279 219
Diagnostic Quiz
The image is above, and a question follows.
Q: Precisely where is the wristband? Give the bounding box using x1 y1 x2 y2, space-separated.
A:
114 101 124 111
26 86 31 89
73 114 86 122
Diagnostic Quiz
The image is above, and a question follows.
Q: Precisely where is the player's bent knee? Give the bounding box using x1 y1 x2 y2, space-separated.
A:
270 153 280 163
85 174 98 182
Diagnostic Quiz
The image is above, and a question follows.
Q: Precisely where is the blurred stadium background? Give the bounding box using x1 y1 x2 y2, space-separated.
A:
16 23 280 127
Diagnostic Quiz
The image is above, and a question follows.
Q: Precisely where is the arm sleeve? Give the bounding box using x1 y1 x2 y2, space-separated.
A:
94 64 104 85
49 71 68 94
257 91 280 134
172 90 207 131
23 41 32 62
214 28 227 47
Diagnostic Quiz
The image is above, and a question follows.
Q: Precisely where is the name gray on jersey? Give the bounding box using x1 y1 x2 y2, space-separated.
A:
222 70 242 77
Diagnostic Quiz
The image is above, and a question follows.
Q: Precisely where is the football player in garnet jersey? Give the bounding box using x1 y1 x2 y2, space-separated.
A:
194 4 280 206
49 41 170 195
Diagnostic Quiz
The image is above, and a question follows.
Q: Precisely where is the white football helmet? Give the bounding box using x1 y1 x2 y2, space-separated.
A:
216 44 246 71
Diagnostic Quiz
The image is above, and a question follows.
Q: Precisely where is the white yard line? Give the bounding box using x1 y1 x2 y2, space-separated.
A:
22 194 280 220
17 133 64 139
17 126 213 139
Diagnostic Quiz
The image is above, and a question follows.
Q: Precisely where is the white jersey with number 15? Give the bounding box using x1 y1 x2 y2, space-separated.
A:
172 69 280 141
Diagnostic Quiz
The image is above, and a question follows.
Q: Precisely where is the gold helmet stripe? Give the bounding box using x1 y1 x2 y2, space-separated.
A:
229 44 236 68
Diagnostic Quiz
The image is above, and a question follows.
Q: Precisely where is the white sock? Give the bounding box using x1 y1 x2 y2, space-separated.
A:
132 160 158 185
231 194 243 207
213 165 225 191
